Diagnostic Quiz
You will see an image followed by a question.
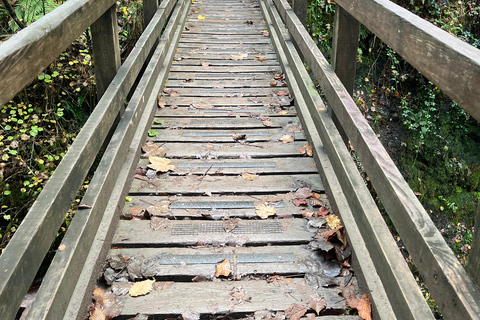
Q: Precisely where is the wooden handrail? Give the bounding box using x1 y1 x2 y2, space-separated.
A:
273 0 480 319
0 0 178 318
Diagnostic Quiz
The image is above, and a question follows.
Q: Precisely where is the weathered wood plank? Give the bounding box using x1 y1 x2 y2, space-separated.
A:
261 1 411 319
159 96 291 107
0 0 180 318
23 1 188 320
169 65 281 73
334 0 480 122
466 202 480 287
166 78 282 87
146 129 305 142
167 72 278 80
155 141 310 158
174 53 278 60
156 106 297 117
117 279 345 316
130 174 324 194
173 59 279 66
152 117 297 128
144 0 159 26
162 87 282 96
292 0 307 26
0 0 117 107
271 0 480 318
177 43 275 51
91 4 121 99
113 219 312 246
137 157 312 173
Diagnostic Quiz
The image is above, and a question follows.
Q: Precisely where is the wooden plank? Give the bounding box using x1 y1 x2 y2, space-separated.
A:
113 219 312 246
334 0 480 122
91 4 121 99
167 72 278 80
130 174 324 194
0 0 117 107
466 202 480 287
155 141 310 158
292 0 307 26
166 78 283 87
174 53 278 60
169 65 281 73
144 0 159 26
271 0 480 318
156 106 297 117
173 59 279 66
260 1 407 319
179 38 271 44
331 4 359 96
23 1 188 320
186 19 265 24
163 87 281 96
137 157 313 173
0 0 181 318
177 43 275 51
152 117 297 128
117 279 346 316
146 129 305 142
158 96 291 107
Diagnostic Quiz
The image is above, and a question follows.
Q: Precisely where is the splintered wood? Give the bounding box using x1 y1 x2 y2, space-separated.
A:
88 0 370 319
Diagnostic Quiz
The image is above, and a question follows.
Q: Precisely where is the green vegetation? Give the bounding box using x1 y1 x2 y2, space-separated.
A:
306 0 480 262
0 0 144 252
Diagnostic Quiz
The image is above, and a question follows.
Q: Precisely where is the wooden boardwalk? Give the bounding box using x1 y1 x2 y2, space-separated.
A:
87 0 365 318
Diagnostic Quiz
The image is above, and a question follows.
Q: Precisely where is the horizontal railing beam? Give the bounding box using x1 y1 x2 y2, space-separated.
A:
335 0 480 122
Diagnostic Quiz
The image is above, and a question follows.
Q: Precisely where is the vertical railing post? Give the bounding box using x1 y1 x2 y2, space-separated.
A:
91 4 121 100
292 0 308 27
466 202 480 287
331 4 360 96
144 0 160 27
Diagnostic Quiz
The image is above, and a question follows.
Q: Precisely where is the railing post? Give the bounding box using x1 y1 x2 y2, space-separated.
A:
292 0 307 27
144 0 160 27
91 4 121 100
466 202 480 287
331 4 360 96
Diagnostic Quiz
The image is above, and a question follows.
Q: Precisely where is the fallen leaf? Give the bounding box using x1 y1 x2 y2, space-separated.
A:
312 192 321 199
158 100 166 109
150 217 170 231
301 209 315 218
170 105 178 109
153 281 174 291
230 53 248 60
309 198 323 207
317 206 330 216
266 275 295 284
174 57 182 61
111 282 133 296
78 204 92 209
326 214 342 229
198 15 205 19
274 73 285 80
298 144 313 157
308 293 327 315
358 294 372 320
255 204 276 219
340 282 359 309
294 187 312 199
262 119 273 127
129 279 155 297
163 89 180 97
201 61 210 67
285 303 307 320
320 228 338 241
89 308 106 320
92 287 123 318
255 56 266 61
241 173 258 181
280 134 294 143
183 78 194 83
277 91 288 96
58 244 66 252
223 218 240 232
148 157 175 173
292 198 308 207
230 286 250 305
270 81 278 86
277 110 288 115
142 141 166 156
215 259 231 277
147 200 171 216
263 31 270 37
232 133 247 142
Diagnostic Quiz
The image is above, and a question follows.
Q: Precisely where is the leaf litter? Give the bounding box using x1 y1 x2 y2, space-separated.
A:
148 157 175 173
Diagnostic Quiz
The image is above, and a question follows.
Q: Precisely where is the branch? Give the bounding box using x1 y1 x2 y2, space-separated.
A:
1 0 25 29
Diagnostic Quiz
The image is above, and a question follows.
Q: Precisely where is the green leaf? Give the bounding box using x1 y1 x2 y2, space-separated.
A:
4 190 11 195
148 129 160 137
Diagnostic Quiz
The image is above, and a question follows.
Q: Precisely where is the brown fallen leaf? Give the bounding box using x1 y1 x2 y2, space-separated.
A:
340 282 360 309
78 204 92 209
320 228 339 241
158 99 166 109
255 204 276 219
91 287 123 319
285 303 307 320
266 275 295 284
292 198 308 207
255 55 266 61
280 134 294 143
129 279 155 297
58 244 66 252
223 218 240 232
201 61 210 67
241 173 258 181
298 144 313 157
312 192 322 199
163 89 180 97
270 81 278 86
309 198 323 207
215 259 232 277
170 105 178 109
230 286 251 305
148 157 175 173
147 200 171 216
262 119 273 127
357 294 372 320
153 281 174 291
263 31 270 37
150 217 170 231
301 209 315 218
326 214 342 229
89 308 106 320
294 187 312 199
142 141 166 157
277 91 289 96
317 206 330 217
308 293 327 315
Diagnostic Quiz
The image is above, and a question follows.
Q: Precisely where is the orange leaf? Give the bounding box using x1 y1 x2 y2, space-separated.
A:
298 144 313 157
358 294 372 320
270 81 278 86
285 303 307 320
215 259 232 277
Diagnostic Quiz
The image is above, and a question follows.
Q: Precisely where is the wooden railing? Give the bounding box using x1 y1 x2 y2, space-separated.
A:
284 0 480 319
0 0 189 319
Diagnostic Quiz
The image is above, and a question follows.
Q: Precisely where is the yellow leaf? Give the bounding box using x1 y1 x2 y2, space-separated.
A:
277 110 288 115
241 173 258 181
148 157 175 172
198 15 205 19
255 204 276 219
125 197 132 202
255 56 266 61
215 259 232 277
129 279 155 297
326 214 342 229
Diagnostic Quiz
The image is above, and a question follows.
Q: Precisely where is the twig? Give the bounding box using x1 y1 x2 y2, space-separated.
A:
1 0 25 29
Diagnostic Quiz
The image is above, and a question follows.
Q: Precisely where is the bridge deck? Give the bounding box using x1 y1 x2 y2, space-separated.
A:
85 0 366 318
